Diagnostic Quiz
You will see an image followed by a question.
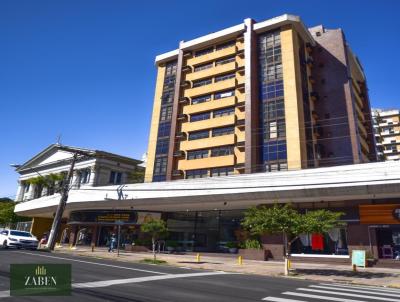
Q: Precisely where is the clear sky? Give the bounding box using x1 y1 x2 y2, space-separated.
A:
1 0 399 198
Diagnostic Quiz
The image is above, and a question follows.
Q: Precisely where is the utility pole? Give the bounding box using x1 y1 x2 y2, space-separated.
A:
46 145 95 251
46 152 78 250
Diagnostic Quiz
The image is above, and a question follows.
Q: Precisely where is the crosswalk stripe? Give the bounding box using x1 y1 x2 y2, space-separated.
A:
297 288 400 302
262 297 307 302
320 283 400 294
309 285 400 297
283 291 368 302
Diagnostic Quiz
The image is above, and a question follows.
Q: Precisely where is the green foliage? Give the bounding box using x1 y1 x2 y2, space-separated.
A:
140 259 167 265
26 173 65 188
134 238 152 246
0 202 28 225
0 198 13 203
127 170 145 183
242 204 344 240
224 241 237 249
140 219 168 239
165 240 178 248
240 239 262 250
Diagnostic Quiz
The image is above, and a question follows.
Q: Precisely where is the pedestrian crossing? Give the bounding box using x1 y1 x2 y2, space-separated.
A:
262 282 400 302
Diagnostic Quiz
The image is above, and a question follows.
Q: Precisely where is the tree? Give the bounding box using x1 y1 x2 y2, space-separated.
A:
0 200 28 226
242 204 344 275
127 169 145 183
140 219 168 261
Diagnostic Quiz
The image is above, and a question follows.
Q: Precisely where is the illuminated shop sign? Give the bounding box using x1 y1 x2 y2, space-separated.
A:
68 210 161 224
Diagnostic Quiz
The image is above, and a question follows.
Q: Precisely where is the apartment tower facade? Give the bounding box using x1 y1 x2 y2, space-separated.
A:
373 109 400 161
145 15 376 182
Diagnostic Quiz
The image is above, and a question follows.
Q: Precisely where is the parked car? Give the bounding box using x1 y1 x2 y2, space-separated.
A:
0 229 38 250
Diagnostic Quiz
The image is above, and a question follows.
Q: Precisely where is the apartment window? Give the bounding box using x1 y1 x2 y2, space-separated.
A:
216 56 235 66
193 78 212 88
24 183 30 193
215 73 235 82
195 47 213 57
264 120 285 140
156 139 169 155
160 105 173 121
158 122 171 137
187 150 209 160
161 93 174 104
80 169 91 184
189 130 209 140
191 112 210 122
265 46 281 64
261 80 284 100
194 62 213 72
264 99 285 120
211 146 234 157
214 90 234 100
216 41 235 51
214 107 235 117
191 94 211 105
109 171 122 185
165 62 177 75
210 166 234 177
212 126 234 137
186 169 208 179
154 157 167 174
152 175 166 182
266 63 282 81
263 141 287 161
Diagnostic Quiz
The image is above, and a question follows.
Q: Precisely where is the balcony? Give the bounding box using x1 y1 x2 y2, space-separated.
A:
180 134 236 151
179 97 190 105
182 65 192 73
234 163 245 170
176 132 187 140
236 118 245 129
306 57 314 68
187 45 237 66
172 170 184 177
237 48 244 58
177 114 188 121
236 140 245 149
173 150 185 158
306 43 313 53
181 81 191 88
177 155 235 170
181 115 235 133
183 96 236 115
184 78 236 98
310 92 319 101
186 61 237 82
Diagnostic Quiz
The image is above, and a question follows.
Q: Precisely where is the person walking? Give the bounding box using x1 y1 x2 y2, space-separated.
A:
108 233 117 253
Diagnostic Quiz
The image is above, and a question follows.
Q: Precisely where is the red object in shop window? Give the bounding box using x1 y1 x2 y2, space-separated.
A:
311 233 324 250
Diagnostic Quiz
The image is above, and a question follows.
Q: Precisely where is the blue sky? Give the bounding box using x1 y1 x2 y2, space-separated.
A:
1 0 399 197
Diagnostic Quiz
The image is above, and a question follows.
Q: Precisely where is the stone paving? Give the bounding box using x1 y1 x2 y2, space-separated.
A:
53 246 400 288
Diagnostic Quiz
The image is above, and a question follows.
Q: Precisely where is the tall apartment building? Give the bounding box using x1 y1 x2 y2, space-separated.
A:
372 109 400 161
145 14 376 182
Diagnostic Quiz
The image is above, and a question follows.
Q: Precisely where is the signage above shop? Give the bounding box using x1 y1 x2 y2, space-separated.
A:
68 210 161 225
359 204 400 225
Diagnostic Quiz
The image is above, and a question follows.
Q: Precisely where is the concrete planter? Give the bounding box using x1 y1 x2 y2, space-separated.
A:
124 245 150 252
238 249 269 261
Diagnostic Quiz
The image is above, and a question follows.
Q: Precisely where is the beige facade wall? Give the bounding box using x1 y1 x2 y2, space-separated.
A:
144 65 166 182
281 26 307 170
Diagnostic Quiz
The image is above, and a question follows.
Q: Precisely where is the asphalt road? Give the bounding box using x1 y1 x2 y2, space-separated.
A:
0 249 398 302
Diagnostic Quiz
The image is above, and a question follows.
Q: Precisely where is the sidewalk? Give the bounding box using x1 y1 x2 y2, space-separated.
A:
53 246 400 288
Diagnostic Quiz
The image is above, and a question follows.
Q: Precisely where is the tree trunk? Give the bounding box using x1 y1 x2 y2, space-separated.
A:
283 233 289 276
152 237 156 261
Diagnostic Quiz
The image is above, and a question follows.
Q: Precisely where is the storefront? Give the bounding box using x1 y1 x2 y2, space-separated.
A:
66 210 162 247
360 204 400 259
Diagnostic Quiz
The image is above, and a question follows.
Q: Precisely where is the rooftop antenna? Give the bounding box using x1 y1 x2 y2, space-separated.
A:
56 134 62 145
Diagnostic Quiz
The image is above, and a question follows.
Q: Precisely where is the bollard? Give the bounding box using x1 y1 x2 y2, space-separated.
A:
352 264 357 272
196 253 201 263
91 243 95 252
288 259 291 269
238 256 243 265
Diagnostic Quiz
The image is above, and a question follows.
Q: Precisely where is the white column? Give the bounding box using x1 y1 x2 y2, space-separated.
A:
88 165 97 186
15 181 24 202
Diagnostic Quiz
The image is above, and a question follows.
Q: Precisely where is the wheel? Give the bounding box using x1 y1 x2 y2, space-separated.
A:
3 240 8 249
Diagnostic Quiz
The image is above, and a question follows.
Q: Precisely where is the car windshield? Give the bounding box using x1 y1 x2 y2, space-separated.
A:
10 231 32 237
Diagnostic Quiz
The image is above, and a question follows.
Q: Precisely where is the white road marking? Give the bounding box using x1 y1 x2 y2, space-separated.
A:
283 291 368 302
0 291 9 298
73 271 228 288
297 288 400 301
320 283 400 293
309 285 400 297
16 251 167 275
262 297 306 302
